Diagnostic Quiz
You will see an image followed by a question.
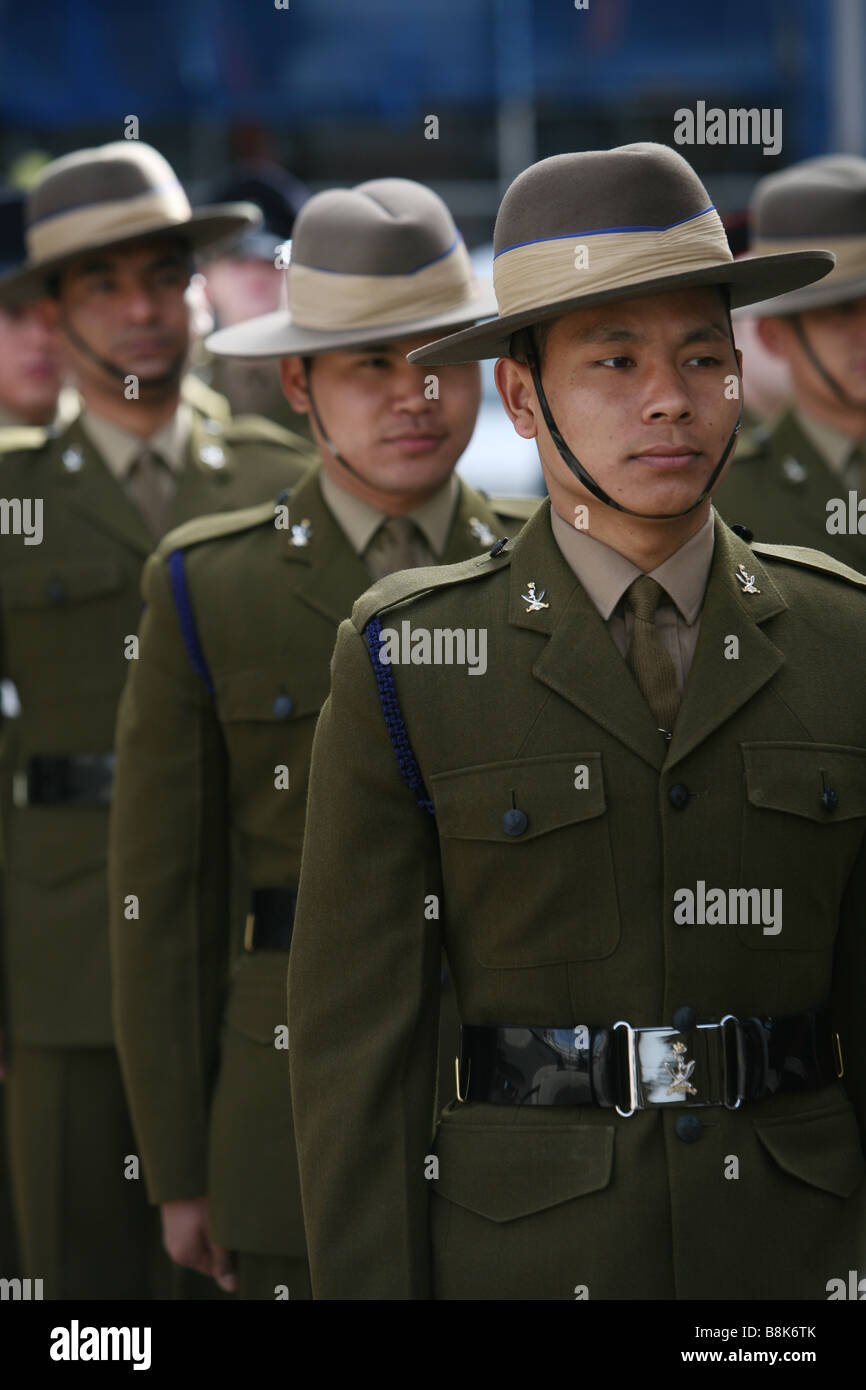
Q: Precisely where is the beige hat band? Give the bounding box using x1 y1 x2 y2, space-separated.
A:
27 183 193 265
749 234 866 282
493 207 732 317
289 238 478 332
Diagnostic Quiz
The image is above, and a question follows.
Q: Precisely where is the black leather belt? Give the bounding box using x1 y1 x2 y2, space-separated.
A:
458 1008 841 1112
13 754 115 807
243 887 297 952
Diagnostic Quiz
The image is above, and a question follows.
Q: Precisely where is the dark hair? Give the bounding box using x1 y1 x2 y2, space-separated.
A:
508 320 552 367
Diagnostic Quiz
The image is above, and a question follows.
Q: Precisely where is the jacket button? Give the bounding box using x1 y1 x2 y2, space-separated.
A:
502 808 528 836
272 693 294 718
675 1113 702 1143
46 578 67 602
672 1006 696 1033
668 783 690 810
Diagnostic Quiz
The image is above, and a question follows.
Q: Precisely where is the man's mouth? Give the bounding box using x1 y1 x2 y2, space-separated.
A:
382 432 446 453
628 444 703 469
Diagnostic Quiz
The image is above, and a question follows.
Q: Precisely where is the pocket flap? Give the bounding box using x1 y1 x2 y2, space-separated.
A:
214 665 327 724
433 1118 614 1221
2 561 123 608
753 1102 865 1197
742 743 866 823
432 754 605 842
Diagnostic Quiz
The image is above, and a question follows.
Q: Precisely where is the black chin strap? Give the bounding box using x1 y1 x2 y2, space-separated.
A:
790 313 866 416
302 357 366 481
526 335 742 521
61 315 185 393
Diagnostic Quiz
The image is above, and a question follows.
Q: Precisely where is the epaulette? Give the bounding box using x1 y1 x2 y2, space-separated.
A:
155 496 280 559
488 494 543 521
752 541 866 590
222 413 314 455
352 541 514 632
0 426 50 453
181 373 232 422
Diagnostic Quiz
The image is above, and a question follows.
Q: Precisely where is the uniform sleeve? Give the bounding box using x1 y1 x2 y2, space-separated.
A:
288 617 443 1299
108 552 231 1203
830 831 866 1149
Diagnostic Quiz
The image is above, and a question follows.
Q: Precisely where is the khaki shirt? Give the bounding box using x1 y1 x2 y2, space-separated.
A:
550 505 715 694
319 469 460 573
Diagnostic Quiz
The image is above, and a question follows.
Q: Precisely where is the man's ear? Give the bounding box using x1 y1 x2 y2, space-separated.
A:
754 315 788 358
494 356 540 440
279 355 312 413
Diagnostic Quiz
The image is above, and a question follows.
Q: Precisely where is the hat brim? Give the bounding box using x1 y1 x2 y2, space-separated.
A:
406 250 835 364
736 266 866 318
0 201 260 306
205 281 498 358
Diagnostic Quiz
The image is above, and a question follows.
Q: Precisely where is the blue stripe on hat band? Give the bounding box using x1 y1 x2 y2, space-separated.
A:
494 206 717 258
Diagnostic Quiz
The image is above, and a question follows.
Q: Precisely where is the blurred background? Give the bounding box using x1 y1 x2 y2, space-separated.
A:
0 0 864 492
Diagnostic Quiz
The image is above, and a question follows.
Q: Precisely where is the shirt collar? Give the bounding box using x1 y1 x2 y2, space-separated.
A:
318 469 460 556
549 504 716 625
793 406 864 478
79 402 192 481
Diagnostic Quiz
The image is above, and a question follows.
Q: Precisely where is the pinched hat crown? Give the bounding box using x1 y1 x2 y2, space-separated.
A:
408 143 834 365
744 154 866 314
206 176 496 358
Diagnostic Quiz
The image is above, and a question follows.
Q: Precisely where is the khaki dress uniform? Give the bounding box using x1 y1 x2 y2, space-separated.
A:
288 502 866 1299
0 406 310 1298
109 464 535 1300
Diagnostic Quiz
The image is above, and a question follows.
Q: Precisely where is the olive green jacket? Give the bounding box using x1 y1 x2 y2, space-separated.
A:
0 409 312 1046
715 409 866 572
108 464 538 1254
288 500 866 1300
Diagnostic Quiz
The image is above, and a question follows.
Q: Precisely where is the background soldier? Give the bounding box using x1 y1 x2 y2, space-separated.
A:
109 177 536 1300
716 156 866 570
0 140 312 1300
288 144 864 1300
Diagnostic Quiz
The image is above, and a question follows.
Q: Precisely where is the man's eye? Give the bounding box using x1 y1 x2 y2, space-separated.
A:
87 278 115 294
360 356 391 369
596 356 634 369
686 355 723 368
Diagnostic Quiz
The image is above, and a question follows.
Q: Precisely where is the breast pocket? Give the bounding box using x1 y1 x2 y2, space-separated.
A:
431 752 620 968
737 743 866 951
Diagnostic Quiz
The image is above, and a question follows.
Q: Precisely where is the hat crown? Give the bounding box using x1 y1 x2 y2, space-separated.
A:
493 143 715 254
26 141 189 231
751 154 866 239
291 178 459 276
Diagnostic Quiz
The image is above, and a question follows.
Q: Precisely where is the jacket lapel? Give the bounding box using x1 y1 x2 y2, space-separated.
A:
666 516 787 767
53 419 154 558
169 411 246 525
507 501 668 771
281 469 374 625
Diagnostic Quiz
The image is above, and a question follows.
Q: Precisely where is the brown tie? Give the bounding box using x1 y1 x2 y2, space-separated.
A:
364 515 432 580
126 449 175 540
625 575 681 736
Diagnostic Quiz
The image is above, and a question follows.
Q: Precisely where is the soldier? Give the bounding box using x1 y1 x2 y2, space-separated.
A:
0 191 76 431
193 163 312 439
0 141 312 1300
715 156 866 570
108 177 536 1301
287 143 865 1301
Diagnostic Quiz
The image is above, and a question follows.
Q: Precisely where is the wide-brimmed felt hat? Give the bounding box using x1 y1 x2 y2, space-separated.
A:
195 159 310 264
739 154 866 316
0 141 261 307
406 143 834 365
205 177 496 358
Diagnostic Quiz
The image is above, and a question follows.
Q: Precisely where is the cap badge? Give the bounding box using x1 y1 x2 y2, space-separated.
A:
735 563 761 595
522 580 549 613
468 515 496 548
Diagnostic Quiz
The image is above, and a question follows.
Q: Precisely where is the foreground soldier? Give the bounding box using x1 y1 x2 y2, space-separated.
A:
716 156 866 570
108 178 535 1300
288 143 865 1300
0 142 311 1299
